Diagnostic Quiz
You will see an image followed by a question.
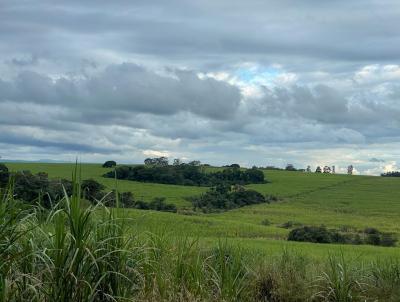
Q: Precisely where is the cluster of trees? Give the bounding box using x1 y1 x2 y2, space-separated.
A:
0 167 73 208
188 184 267 212
144 157 203 167
285 164 297 171
105 164 208 186
105 160 265 186
381 171 400 177
144 156 169 166
288 226 397 247
222 164 240 168
0 165 176 212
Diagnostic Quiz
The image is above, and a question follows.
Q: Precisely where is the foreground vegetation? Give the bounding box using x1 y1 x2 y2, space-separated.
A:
2 162 400 300
2 174 400 301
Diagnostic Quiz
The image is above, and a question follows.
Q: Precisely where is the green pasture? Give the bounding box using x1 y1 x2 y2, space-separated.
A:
6 162 400 259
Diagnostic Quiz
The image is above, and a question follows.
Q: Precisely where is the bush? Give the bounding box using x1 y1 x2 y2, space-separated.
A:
288 226 398 247
12 171 72 208
261 219 271 226
81 179 106 202
102 190 136 207
265 195 280 202
0 163 9 186
132 197 177 212
288 226 340 244
279 221 303 229
380 233 397 247
148 197 177 213
364 228 397 247
102 160 117 168
189 184 267 212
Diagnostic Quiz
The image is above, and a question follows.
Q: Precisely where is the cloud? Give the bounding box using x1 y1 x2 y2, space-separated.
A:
8 54 39 67
0 0 400 174
143 150 170 158
369 158 385 163
0 64 241 120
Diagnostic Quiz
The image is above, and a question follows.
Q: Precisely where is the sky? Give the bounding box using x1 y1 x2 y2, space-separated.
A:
1 0 400 174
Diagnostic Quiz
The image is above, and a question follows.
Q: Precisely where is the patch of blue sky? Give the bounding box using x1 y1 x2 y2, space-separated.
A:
235 66 281 85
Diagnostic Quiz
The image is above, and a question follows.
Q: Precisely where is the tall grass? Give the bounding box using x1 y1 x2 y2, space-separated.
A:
1 170 400 301
314 253 365 301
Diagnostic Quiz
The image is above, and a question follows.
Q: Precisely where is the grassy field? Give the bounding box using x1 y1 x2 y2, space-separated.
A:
7 162 400 260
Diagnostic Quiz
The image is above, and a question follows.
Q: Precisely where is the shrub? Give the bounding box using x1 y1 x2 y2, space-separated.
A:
380 233 397 247
288 226 339 244
11 171 72 208
0 164 9 186
81 179 106 202
366 233 381 246
265 195 280 202
279 221 303 229
102 190 135 207
148 197 177 213
100 191 176 212
261 219 271 226
288 226 397 247
189 184 267 212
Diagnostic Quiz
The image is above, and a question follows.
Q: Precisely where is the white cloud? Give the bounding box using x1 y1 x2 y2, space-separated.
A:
142 150 170 158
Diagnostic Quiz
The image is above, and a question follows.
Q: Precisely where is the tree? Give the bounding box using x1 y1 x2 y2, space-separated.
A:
285 164 296 171
188 160 201 166
381 171 400 177
102 160 116 168
144 158 154 165
323 166 331 174
173 158 182 166
106 164 265 186
13 171 49 204
144 157 169 166
315 166 322 173
347 165 354 175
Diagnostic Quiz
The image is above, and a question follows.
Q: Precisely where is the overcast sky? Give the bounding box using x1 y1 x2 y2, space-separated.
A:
1 0 400 174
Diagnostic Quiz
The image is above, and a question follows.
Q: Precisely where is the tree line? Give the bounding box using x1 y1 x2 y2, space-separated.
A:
104 158 265 186
0 164 176 212
288 225 397 247
381 171 400 177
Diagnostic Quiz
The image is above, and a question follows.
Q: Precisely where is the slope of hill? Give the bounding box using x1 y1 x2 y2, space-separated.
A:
6 162 400 260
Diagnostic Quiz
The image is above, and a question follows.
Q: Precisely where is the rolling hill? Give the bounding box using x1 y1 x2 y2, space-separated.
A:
6 162 400 260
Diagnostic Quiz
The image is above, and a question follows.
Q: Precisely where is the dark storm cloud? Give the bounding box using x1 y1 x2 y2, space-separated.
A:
8 55 39 67
0 0 400 173
0 131 116 154
246 84 400 130
0 64 241 120
1 0 400 69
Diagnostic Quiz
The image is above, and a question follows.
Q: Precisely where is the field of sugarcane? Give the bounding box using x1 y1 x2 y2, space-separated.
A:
1 162 400 301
